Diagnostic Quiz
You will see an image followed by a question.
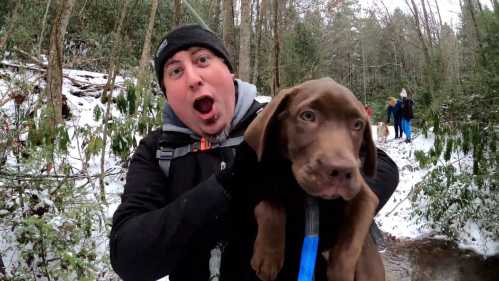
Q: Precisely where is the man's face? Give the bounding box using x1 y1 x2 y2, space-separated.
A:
163 47 235 138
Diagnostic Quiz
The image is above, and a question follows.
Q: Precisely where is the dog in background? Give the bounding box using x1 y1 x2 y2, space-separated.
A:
376 122 389 143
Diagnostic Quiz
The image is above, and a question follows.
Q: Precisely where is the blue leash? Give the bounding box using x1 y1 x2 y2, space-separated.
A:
298 196 319 281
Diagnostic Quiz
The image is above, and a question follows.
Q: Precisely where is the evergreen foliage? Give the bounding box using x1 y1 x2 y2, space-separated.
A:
413 4 499 246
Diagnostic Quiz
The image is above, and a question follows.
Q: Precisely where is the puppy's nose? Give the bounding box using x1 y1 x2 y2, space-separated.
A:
329 166 353 182
317 158 355 184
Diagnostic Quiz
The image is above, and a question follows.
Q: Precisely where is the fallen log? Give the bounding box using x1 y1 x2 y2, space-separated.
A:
0 61 125 97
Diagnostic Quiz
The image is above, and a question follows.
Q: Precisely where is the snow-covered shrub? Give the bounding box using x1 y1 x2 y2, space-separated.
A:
413 112 498 253
0 69 116 279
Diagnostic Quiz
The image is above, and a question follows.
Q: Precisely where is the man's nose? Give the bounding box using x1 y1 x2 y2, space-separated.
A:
184 64 203 91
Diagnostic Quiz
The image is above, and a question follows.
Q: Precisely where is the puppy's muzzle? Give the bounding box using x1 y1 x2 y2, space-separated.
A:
311 154 361 199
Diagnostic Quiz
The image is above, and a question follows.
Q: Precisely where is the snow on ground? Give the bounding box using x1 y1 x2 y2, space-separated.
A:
373 125 435 238
372 125 499 256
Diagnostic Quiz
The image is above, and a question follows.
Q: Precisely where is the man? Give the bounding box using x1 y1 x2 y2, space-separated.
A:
110 24 399 281
400 88 414 143
386 96 402 139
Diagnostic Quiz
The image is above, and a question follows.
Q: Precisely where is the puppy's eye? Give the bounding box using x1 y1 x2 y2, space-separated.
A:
299 111 316 122
353 119 364 130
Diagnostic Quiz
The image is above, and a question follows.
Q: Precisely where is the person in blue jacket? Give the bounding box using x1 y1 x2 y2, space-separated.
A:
400 88 415 143
386 96 402 139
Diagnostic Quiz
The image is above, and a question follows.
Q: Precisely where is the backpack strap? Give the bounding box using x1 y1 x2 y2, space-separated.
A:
156 134 245 177
156 146 175 177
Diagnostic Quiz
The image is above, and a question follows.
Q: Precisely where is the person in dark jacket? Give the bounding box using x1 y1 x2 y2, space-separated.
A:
399 88 414 143
386 96 402 139
110 24 399 281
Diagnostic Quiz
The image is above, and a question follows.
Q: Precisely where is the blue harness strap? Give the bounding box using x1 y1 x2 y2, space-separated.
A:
298 235 319 281
298 196 320 281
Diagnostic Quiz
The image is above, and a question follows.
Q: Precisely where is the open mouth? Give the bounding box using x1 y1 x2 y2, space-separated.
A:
193 96 214 114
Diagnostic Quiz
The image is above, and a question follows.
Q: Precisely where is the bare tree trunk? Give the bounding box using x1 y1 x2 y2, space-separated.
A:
252 0 263 84
477 0 483 12
223 0 237 68
138 0 159 87
406 0 435 96
424 0 439 42
433 0 443 40
208 0 222 34
99 0 129 204
458 0 469 74
426 0 445 79
174 0 182 25
406 0 432 68
379 0 393 22
101 0 129 109
79 0 89 15
238 0 252 81
46 0 76 127
0 1 21 53
420 0 433 48
465 0 486 64
465 0 483 46
37 0 53 57
392 42 399 83
272 0 280 96
379 1 409 78
0 254 5 276
361 34 367 105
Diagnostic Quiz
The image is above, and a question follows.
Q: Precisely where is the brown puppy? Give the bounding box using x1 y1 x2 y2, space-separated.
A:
245 78 384 281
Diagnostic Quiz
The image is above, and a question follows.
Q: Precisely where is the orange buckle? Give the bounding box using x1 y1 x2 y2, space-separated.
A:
200 137 211 151
192 137 212 152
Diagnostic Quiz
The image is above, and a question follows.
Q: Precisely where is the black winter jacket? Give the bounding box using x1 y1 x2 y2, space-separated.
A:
110 99 263 281
401 98 414 120
110 103 399 281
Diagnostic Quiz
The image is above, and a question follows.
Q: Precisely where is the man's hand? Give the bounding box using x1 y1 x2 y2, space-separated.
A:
215 141 259 195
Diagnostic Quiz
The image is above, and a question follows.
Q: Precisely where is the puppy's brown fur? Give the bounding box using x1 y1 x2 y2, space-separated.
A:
245 78 384 281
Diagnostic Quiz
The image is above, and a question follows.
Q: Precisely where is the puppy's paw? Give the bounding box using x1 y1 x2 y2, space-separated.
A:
326 248 356 281
252 201 286 281
326 263 355 281
251 242 284 281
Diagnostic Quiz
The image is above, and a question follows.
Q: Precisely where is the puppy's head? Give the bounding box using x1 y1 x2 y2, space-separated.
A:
245 78 376 200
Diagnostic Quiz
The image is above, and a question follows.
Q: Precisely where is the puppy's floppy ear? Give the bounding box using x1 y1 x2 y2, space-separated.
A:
245 86 297 161
361 121 377 177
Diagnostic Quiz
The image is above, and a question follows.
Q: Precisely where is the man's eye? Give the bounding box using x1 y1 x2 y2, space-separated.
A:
167 66 183 78
299 110 316 122
196 55 210 66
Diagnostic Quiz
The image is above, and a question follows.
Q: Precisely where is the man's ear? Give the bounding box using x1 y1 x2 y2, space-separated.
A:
244 86 297 161
361 121 377 177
